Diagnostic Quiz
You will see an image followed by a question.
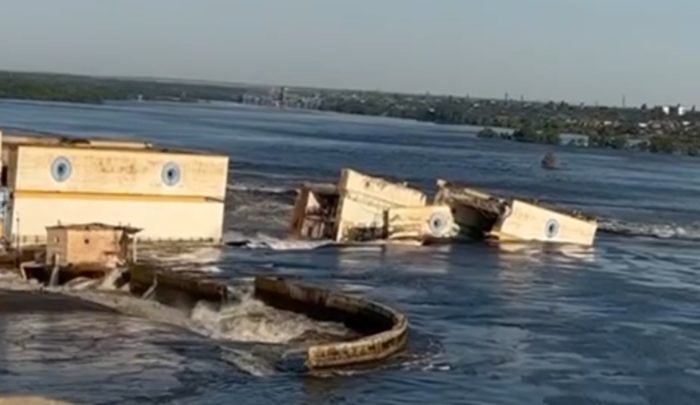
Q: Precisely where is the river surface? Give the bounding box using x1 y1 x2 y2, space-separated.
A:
1 100 700 404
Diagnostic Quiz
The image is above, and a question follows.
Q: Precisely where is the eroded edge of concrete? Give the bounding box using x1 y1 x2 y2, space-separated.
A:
254 276 408 369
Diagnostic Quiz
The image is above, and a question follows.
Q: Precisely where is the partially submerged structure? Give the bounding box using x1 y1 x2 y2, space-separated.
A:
0 130 229 246
45 223 140 269
290 168 597 246
22 223 139 286
434 180 597 246
290 169 456 244
541 151 559 170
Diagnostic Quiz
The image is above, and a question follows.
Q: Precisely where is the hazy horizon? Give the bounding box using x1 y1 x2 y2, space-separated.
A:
1 0 698 107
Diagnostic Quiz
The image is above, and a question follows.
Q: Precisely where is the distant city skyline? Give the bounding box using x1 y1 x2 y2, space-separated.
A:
1 0 698 106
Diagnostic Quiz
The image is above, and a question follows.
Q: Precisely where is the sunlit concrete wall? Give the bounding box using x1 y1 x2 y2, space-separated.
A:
386 205 457 241
492 200 597 245
7 143 228 244
46 225 125 267
334 169 426 242
13 145 227 197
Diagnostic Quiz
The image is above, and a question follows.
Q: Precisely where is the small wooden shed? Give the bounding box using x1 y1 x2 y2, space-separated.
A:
45 223 141 269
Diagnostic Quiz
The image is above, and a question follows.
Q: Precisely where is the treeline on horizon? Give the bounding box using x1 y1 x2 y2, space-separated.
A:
2 70 700 156
0 71 251 103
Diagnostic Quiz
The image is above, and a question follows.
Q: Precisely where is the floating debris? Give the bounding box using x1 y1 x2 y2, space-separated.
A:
541 151 559 170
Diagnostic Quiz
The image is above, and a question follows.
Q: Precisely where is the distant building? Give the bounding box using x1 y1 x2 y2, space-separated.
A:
660 105 687 116
559 133 590 147
279 86 288 105
625 136 650 150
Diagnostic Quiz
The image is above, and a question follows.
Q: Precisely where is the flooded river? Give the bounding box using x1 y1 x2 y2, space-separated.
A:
1 100 699 404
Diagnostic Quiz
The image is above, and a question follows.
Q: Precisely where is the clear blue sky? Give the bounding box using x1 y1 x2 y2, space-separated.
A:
1 0 698 106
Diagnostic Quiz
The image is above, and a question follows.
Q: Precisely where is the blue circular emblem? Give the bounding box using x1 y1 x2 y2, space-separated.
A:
545 218 560 238
428 211 450 237
161 162 181 186
51 156 72 182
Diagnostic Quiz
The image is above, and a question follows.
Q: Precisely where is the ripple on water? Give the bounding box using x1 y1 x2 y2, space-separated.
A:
5 100 700 404
0 312 248 404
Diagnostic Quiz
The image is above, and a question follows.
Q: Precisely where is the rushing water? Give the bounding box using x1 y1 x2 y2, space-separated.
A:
1 99 700 404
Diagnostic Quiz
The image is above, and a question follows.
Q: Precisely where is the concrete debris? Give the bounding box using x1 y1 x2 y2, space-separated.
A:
435 180 597 245
290 168 597 246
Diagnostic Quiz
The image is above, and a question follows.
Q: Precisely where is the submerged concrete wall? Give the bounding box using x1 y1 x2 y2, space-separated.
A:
254 276 408 369
128 265 228 314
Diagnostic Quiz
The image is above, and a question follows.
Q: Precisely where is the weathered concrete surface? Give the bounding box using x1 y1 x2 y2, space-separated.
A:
435 180 597 246
45 223 138 268
3 130 229 244
290 169 429 244
335 169 427 242
386 205 457 242
12 143 228 198
129 264 228 309
491 200 597 245
291 169 596 246
254 277 408 369
290 183 339 239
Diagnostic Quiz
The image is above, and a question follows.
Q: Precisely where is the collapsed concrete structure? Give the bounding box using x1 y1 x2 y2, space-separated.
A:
435 180 597 245
290 168 597 246
290 169 457 244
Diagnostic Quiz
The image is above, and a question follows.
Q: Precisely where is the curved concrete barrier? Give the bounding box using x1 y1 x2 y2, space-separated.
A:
254 276 408 369
129 264 228 309
124 265 408 369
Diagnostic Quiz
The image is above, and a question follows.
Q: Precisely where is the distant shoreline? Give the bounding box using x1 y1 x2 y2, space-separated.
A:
2 70 699 156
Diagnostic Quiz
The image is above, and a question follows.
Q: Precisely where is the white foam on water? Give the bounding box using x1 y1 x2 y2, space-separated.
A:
599 218 700 241
62 277 100 291
141 246 224 270
243 235 334 251
98 268 126 290
226 183 295 196
222 230 248 244
191 291 350 344
225 232 334 251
